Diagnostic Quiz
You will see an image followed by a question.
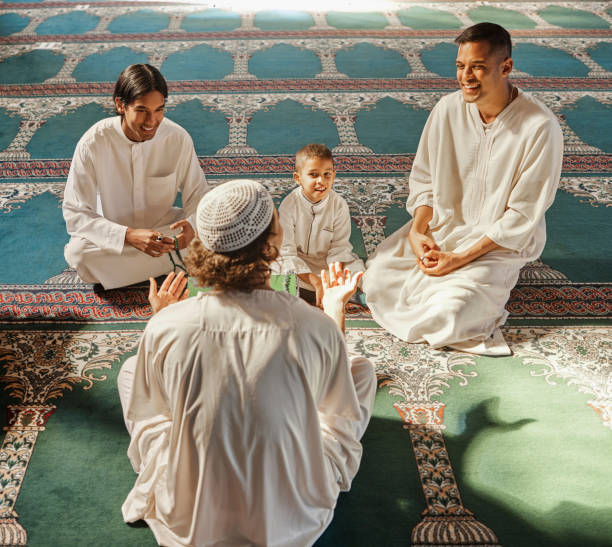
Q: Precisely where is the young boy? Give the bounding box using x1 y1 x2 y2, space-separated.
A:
278 143 365 307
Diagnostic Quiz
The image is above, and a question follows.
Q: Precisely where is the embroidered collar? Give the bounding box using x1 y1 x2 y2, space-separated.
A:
298 187 330 212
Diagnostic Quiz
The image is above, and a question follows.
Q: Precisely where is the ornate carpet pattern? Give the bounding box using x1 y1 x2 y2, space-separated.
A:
0 1 611 546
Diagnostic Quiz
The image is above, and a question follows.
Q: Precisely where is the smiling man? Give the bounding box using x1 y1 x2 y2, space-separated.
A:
362 23 563 355
62 64 208 289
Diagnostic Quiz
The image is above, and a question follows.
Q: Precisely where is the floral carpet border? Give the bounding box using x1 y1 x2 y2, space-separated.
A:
1 154 610 178
0 284 151 323
0 283 610 323
507 283 612 318
1 78 610 97
2 29 611 44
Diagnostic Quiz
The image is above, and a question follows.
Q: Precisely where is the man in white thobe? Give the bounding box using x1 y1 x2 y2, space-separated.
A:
62 64 207 289
363 23 563 355
117 180 376 546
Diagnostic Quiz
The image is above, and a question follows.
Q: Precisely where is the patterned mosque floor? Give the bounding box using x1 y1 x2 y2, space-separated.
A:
0 1 611 546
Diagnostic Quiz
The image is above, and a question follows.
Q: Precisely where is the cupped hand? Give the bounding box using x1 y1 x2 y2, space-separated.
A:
125 228 174 257
148 271 189 314
408 229 440 271
170 219 195 250
420 250 466 277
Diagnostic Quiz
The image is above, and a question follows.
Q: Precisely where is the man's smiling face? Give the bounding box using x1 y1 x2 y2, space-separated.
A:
115 90 165 142
456 40 512 107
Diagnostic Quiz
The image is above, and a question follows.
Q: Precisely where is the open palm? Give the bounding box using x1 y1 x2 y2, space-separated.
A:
148 271 189 314
321 262 363 310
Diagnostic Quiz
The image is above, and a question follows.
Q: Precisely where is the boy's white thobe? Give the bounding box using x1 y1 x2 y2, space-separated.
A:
363 89 563 355
118 290 376 547
62 116 207 289
278 188 365 289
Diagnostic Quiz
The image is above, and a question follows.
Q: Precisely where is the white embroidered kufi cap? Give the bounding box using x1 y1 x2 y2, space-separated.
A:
196 179 274 252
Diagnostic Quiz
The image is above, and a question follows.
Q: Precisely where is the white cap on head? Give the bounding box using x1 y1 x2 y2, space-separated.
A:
196 179 274 253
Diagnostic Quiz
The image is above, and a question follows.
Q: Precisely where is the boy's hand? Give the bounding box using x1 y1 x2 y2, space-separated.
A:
298 272 324 308
321 263 363 333
148 271 189 314
313 277 324 308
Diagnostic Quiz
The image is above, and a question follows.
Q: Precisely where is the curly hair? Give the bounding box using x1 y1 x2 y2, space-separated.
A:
184 221 279 292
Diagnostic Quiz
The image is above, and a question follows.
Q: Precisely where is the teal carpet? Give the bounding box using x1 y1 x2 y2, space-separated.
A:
0 1 611 546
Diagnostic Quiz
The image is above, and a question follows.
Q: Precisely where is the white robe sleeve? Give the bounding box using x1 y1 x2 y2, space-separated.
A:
176 134 208 231
486 117 563 252
325 198 360 268
62 141 127 253
124 327 172 471
122 325 173 520
307 321 364 491
278 196 311 274
406 104 438 217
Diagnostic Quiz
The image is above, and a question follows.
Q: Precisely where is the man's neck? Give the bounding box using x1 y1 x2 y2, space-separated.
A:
478 84 515 124
120 119 143 142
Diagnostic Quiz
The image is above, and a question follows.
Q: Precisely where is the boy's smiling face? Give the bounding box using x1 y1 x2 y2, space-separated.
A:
294 156 335 203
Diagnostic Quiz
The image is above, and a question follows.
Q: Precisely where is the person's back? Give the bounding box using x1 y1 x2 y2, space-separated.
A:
124 291 360 546
119 180 375 547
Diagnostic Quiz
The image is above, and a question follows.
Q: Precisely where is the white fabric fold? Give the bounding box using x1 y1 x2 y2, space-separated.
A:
118 291 376 547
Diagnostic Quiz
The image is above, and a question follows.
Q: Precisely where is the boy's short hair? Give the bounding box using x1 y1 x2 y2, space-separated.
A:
454 22 512 60
295 143 334 172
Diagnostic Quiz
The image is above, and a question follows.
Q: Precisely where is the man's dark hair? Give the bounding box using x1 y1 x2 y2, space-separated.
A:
454 22 512 59
113 64 168 114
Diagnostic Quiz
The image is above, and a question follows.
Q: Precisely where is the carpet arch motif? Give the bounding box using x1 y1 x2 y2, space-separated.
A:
0 1 611 545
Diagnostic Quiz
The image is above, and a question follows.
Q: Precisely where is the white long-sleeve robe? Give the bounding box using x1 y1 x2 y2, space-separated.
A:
118 290 376 547
62 116 207 289
363 89 563 355
278 188 365 289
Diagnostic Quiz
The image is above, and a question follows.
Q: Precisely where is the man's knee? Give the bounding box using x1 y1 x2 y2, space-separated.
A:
64 237 100 282
351 357 376 398
117 355 138 432
117 356 137 389
350 357 376 439
65 236 95 267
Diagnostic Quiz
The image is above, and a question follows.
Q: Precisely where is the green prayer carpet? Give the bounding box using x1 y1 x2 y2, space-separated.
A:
0 1 611 546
